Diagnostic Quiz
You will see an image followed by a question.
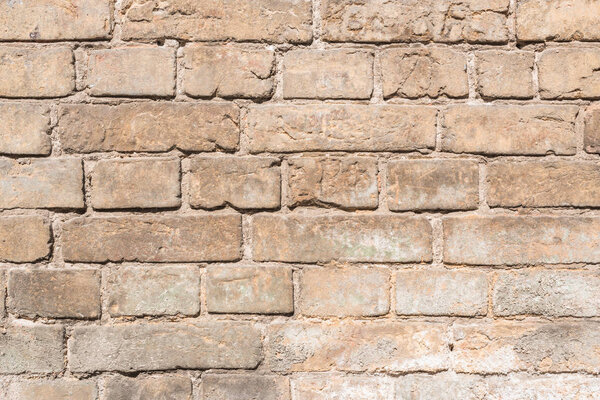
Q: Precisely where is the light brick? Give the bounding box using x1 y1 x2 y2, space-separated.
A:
476 51 535 99
0 216 50 263
206 266 293 314
282 50 373 99
62 215 241 263
0 103 52 156
395 373 486 400
484 374 600 400
201 375 290 400
387 159 479 211
0 323 63 373
103 375 191 400
253 215 432 263
0 271 4 318
91 158 180 210
538 49 600 99
585 106 600 153
7 380 96 400
292 376 394 400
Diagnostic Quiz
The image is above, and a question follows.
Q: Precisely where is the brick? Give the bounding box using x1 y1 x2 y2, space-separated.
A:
0 271 4 317
91 158 180 210
395 373 485 400
183 45 275 99
444 216 600 265
189 156 280 210
299 267 389 317
381 48 468 99
321 0 509 43
387 159 478 211
62 215 241 263
585 106 600 153
267 321 449 372
292 376 394 400
8 269 100 319
282 50 373 99
206 266 293 314
0 323 63 373
475 51 534 99
0 47 74 98
69 322 262 372
539 49 600 99
442 105 578 155
0 216 50 263
86 48 175 97
0 103 51 156
7 380 95 400
119 0 312 42
0 158 84 209
253 215 432 263
487 161 600 207
395 270 487 316
201 375 289 400
58 103 239 153
248 105 436 153
107 265 200 317
288 157 378 209
103 375 191 400
484 375 600 400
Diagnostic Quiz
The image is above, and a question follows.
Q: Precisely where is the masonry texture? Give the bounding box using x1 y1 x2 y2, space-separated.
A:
1 1 600 399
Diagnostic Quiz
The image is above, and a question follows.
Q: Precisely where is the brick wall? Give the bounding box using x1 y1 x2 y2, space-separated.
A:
1 0 600 398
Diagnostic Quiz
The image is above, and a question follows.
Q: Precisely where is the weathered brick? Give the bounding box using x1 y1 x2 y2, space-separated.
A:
395 373 485 400
395 270 487 316
206 266 293 314
91 158 180 210
381 48 468 99
248 105 436 153
58 103 239 153
8 269 100 319
299 267 389 317
485 374 600 399
0 271 4 318
103 375 191 400
6 380 96 400
0 47 74 98
0 323 63 373
0 216 50 263
288 157 378 209
62 215 241 263
538 49 600 99
442 105 578 155
0 103 51 156
387 159 478 211
253 215 432 263
444 216 600 265
69 322 262 372
189 156 280 210
585 106 600 153
0 158 84 209
107 266 200 317
86 48 175 97
183 45 275 99
475 51 534 99
282 50 373 99
201 375 290 400
293 376 394 400
119 0 312 43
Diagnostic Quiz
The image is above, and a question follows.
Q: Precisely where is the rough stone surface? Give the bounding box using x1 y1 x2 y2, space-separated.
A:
476 51 535 99
0 216 50 263
395 373 485 400
292 376 394 400
103 375 191 400
201 374 290 400
585 106 600 153
484 374 600 399
0 323 63 374
0 103 52 156
538 48 600 99
6 380 96 400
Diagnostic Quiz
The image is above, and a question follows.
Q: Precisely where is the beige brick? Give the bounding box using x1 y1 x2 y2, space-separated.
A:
120 0 312 43
183 45 275 99
107 266 200 317
585 106 600 153
8 269 100 319
299 267 389 317
189 156 280 210
69 322 262 372
539 49 600 99
293 376 394 400
206 266 293 314
381 48 468 99
91 158 180 210
0 216 50 263
282 50 373 99
0 47 74 98
253 215 432 263
201 375 290 400
62 215 241 263
322 0 509 43
442 105 578 155
0 323 63 373
395 373 486 400
0 103 51 156
0 271 4 318
476 51 534 99
0 158 84 209
387 159 478 211
484 374 600 400
103 375 191 400
7 380 96 400
248 105 436 153
58 103 239 153
87 48 175 97
288 157 378 209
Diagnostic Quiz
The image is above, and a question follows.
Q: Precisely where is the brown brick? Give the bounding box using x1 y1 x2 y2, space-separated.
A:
7 380 96 400
91 158 180 210
183 45 275 99
585 106 600 153
444 216 600 265
107 266 200 317
475 51 534 99
8 269 100 319
69 322 262 372
201 375 290 400
381 48 468 99
282 50 373 99
0 47 74 98
442 105 578 155
0 103 51 156
103 375 191 400
288 156 378 209
189 156 280 210
62 215 241 263
395 374 485 400
0 323 63 373
0 158 84 209
538 49 600 99
58 103 239 153
293 376 394 400
253 215 432 263
248 105 437 153
0 216 50 263
387 159 478 211
206 266 293 314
